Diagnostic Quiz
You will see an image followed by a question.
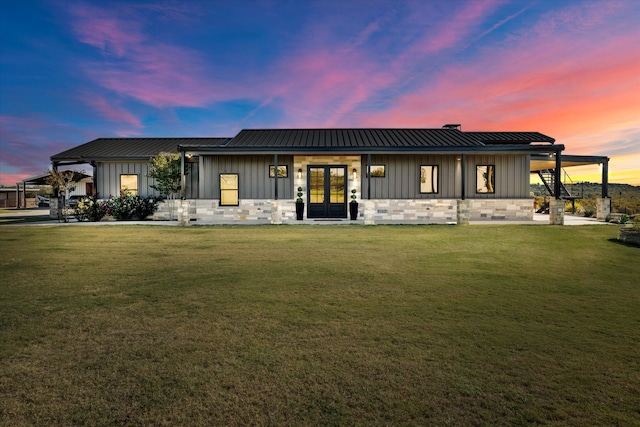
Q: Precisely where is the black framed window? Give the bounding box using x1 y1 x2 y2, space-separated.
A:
269 165 288 178
120 174 139 195
367 165 386 177
476 165 495 193
420 165 439 193
220 174 239 206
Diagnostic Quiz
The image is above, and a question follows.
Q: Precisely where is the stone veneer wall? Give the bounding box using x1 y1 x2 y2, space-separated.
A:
153 198 534 224
467 199 533 221
363 199 458 224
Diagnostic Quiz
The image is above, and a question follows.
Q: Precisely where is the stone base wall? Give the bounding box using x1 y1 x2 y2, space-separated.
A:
153 198 534 224
364 199 457 224
468 199 533 221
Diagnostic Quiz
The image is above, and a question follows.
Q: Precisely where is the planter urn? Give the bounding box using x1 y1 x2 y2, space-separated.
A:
350 202 359 220
295 202 304 220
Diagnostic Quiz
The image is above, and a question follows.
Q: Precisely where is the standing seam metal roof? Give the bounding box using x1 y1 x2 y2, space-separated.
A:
465 132 555 144
50 129 556 162
51 137 230 161
227 129 485 148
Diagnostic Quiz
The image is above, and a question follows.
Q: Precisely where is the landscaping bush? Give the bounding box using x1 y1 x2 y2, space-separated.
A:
105 193 159 220
74 195 107 222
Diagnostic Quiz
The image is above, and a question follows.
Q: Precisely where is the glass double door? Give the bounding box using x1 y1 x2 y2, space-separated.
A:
307 166 347 218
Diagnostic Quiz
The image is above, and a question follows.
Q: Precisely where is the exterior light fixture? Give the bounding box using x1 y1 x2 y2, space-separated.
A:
352 168 357 179
297 168 302 179
456 155 462 161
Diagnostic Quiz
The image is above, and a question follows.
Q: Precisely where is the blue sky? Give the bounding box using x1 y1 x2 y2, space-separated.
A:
1 0 639 185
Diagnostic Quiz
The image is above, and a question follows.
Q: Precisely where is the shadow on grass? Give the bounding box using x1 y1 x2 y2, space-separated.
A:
0 216 58 225
607 238 640 248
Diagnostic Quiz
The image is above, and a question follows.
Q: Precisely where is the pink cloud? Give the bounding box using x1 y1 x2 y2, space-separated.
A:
0 115 85 184
84 95 142 128
67 4 238 109
69 5 144 57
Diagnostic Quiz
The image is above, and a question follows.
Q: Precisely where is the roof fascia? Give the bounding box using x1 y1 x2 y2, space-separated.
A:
180 144 562 156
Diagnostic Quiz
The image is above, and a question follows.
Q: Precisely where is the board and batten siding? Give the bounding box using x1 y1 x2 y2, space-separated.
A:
96 162 159 198
465 154 530 199
362 155 458 199
97 161 199 199
362 154 530 199
199 155 293 200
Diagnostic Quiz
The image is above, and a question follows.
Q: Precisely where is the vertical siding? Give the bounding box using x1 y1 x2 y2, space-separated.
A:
185 162 199 198
96 162 163 198
361 154 529 199
465 154 529 198
362 155 458 199
200 155 293 199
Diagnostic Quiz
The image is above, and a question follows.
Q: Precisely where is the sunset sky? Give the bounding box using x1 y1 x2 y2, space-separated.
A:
1 0 639 186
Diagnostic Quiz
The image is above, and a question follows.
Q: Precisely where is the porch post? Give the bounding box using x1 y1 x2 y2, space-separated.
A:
597 157 611 220
274 154 278 200
549 149 564 225
554 151 562 200
461 154 466 200
180 151 186 199
90 161 97 196
16 183 21 209
367 153 371 200
601 158 609 198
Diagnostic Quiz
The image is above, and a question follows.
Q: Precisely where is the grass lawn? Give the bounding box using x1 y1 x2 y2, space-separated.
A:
1 225 638 426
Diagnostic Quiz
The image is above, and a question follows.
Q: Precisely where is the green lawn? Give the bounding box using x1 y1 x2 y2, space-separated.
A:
1 225 638 426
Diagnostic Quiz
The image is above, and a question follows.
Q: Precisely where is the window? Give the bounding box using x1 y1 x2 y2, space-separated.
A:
120 174 138 195
367 165 386 177
420 165 439 193
476 165 495 193
220 174 239 206
269 165 288 178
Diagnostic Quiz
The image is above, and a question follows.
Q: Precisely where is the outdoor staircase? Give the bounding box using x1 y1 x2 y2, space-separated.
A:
537 169 582 200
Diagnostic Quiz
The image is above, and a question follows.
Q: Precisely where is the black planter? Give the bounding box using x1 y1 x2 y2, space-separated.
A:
295 202 304 220
350 202 359 220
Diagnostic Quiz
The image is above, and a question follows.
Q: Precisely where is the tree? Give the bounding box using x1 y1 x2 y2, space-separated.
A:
46 169 78 222
148 152 182 220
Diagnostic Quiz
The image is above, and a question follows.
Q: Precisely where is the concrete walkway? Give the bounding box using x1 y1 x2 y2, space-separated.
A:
0 208 615 226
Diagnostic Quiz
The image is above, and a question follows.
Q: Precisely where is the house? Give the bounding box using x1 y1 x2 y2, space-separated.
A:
50 126 611 224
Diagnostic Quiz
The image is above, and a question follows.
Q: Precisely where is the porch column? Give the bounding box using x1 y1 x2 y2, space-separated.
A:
90 161 97 196
180 152 186 199
16 183 21 209
367 153 371 200
601 158 609 198
461 154 466 200
549 199 564 225
554 150 562 200
274 154 278 200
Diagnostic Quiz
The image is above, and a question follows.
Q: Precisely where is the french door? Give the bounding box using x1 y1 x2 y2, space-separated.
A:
307 166 347 218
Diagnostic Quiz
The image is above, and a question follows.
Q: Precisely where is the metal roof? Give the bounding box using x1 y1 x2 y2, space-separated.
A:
51 137 230 162
227 128 484 148
465 132 555 144
50 129 557 162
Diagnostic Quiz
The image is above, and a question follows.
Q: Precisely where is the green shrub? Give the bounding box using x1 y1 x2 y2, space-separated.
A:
74 195 107 222
583 208 595 218
618 214 629 224
106 193 159 220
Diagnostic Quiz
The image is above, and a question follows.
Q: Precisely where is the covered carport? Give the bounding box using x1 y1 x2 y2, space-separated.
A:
18 171 92 209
